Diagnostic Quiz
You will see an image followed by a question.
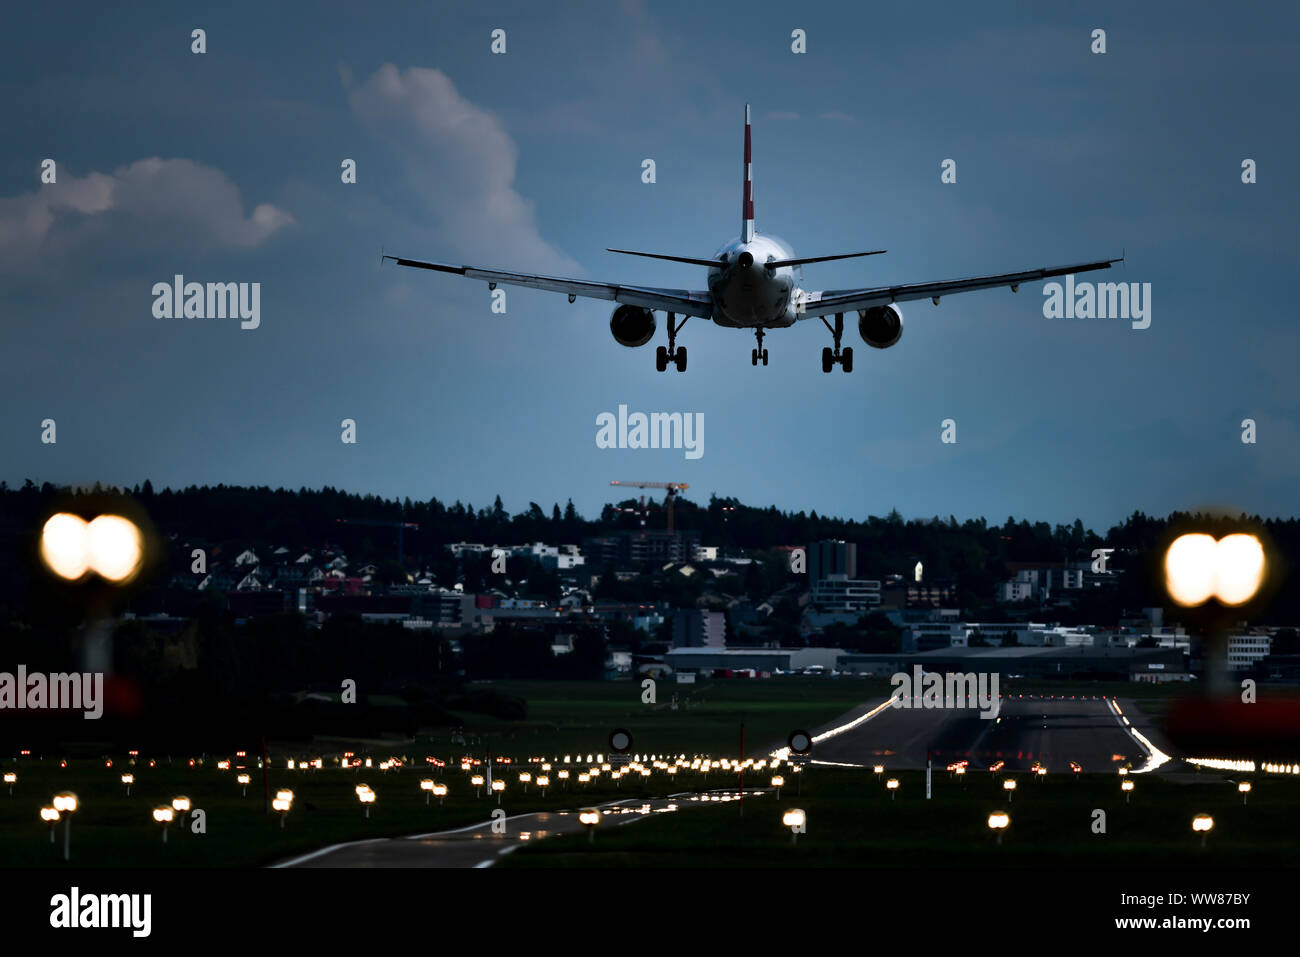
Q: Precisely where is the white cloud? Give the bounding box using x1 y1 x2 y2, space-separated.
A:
348 64 578 274
0 158 294 267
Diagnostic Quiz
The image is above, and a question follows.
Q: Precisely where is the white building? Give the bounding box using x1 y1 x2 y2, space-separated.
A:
510 542 586 571
1228 633 1272 671
811 578 882 612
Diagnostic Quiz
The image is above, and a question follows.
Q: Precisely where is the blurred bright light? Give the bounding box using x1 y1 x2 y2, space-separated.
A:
1192 814 1214 833
782 808 806 829
41 514 90 580
1215 534 1266 605
41 512 144 582
987 812 1010 830
1165 533 1265 607
87 515 143 582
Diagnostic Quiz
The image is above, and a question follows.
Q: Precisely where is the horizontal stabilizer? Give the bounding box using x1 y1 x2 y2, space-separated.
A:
767 250 886 268
606 248 723 267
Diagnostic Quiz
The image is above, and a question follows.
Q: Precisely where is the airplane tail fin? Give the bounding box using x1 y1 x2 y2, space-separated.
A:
742 104 754 243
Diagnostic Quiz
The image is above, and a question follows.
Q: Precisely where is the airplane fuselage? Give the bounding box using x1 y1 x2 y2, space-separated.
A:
707 234 800 328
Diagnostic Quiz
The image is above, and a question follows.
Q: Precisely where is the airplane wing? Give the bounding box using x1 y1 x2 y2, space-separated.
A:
383 254 714 318
795 258 1122 318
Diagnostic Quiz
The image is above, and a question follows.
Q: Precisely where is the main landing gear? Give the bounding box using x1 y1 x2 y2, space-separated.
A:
656 312 688 372
820 312 853 373
751 328 769 366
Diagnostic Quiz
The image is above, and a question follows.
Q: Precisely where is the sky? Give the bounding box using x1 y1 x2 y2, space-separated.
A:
2 0 1298 533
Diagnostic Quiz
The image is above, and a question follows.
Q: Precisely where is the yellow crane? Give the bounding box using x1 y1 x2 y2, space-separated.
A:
609 481 689 533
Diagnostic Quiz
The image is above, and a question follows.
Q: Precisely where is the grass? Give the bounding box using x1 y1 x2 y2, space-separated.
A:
0 755 725 868
500 764 1300 869
444 677 881 757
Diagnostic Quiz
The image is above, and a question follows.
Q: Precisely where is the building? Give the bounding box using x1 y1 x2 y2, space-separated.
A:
999 561 1119 603
510 542 586 571
672 609 726 648
1228 632 1272 671
411 590 467 627
810 577 881 612
838 645 1190 682
903 621 970 652
809 540 856 582
664 646 845 674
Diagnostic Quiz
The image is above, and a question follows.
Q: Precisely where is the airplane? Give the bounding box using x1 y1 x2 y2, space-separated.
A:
383 105 1120 374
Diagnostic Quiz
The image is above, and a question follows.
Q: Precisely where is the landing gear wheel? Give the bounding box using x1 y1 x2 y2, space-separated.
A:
675 347 687 372
656 345 668 372
841 346 853 373
751 349 759 366
761 349 769 366
822 347 834 374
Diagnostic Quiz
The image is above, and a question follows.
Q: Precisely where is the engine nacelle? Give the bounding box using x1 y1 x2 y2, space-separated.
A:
609 304 657 347
858 304 903 349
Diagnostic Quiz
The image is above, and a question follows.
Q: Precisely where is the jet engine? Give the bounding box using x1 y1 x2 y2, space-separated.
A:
858 304 903 349
609 304 657 347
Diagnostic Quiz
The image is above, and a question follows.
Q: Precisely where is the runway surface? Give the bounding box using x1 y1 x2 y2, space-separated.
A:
802 694 1164 772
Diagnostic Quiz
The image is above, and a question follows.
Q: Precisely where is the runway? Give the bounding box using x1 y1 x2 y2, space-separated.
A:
796 693 1165 772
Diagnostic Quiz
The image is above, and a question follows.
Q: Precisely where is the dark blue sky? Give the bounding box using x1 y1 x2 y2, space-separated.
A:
2 1 1297 531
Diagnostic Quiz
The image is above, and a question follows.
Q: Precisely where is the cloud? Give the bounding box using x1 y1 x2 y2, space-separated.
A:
348 64 578 274
0 158 294 268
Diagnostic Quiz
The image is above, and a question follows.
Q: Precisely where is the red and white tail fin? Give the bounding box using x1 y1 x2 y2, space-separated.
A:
742 104 754 243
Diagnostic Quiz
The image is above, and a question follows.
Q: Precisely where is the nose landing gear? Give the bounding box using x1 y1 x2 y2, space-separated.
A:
751 328 769 366
820 312 853 373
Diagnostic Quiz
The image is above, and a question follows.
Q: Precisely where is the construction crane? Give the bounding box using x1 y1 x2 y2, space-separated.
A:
609 481 689 533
